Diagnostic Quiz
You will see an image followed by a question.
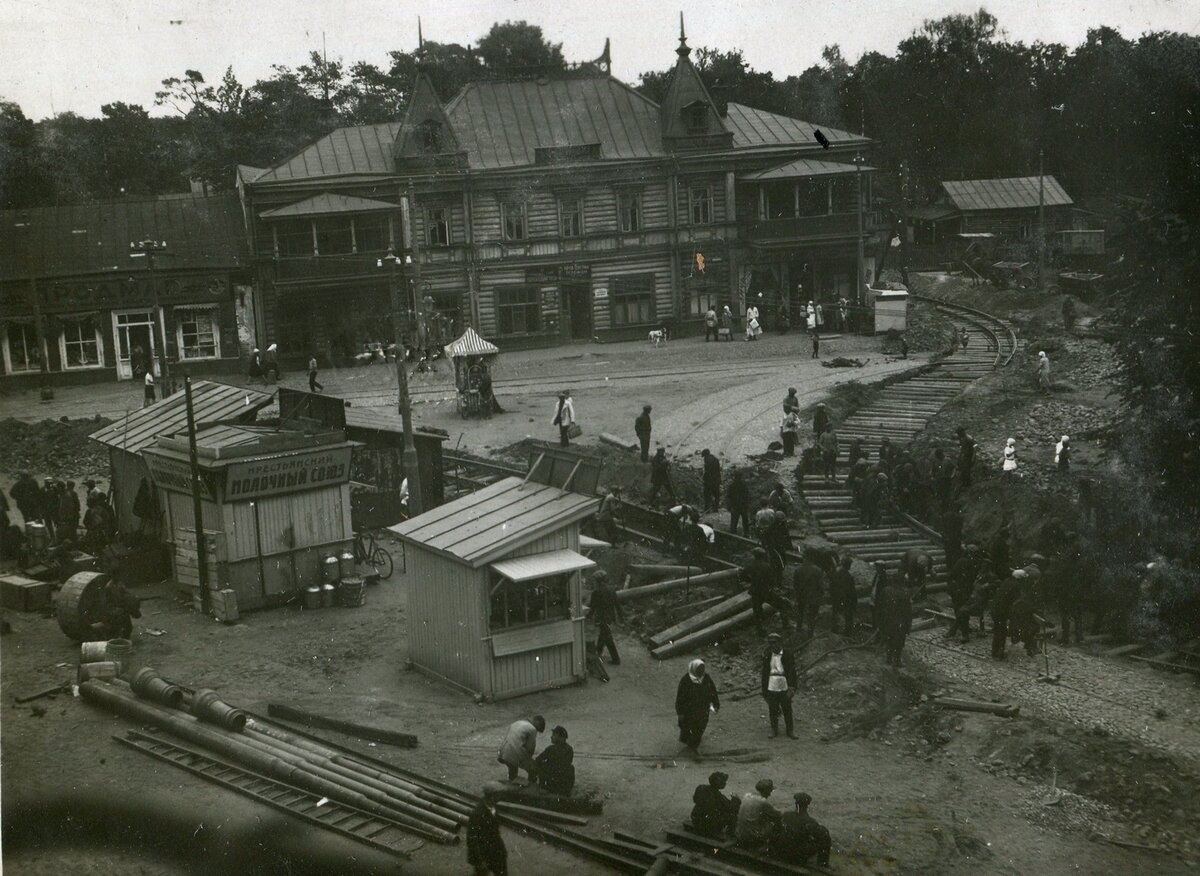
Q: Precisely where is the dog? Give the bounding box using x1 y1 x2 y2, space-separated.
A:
648 327 668 347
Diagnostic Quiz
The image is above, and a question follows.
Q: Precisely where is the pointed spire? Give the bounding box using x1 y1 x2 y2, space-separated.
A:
417 16 424 51
677 12 690 58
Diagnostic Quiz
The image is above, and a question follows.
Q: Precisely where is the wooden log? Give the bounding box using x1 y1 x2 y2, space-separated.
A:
931 697 1019 717
267 703 418 748
910 617 938 632
496 801 590 825
14 682 70 703
599 433 638 451
663 827 813 875
629 564 703 577
488 784 604 815
616 569 740 603
1128 655 1200 676
649 593 751 647
1104 643 1146 658
651 604 776 659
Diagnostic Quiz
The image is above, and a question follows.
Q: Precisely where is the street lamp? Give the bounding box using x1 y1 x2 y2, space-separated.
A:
129 239 172 396
379 248 423 516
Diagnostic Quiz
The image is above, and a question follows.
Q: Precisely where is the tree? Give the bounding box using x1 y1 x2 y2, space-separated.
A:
0 101 55 208
475 21 565 72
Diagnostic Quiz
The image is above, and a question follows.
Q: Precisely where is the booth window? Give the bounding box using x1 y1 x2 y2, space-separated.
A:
3 322 41 373
490 574 570 630
609 274 656 326
177 310 220 359
426 207 450 246
618 191 641 232
59 315 103 369
496 286 542 335
689 186 713 225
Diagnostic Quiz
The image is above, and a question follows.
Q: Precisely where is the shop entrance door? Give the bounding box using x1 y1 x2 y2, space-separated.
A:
564 283 592 340
113 311 157 380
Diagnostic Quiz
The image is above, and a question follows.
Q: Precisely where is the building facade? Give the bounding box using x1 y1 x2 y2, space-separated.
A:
240 29 880 363
0 194 255 385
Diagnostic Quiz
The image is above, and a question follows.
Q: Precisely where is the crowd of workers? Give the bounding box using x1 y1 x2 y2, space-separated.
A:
2 474 117 562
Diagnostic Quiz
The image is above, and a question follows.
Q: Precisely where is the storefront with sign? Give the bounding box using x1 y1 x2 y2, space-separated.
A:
142 426 356 612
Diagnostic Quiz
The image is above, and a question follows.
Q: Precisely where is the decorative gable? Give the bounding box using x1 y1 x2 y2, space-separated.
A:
393 74 467 170
658 19 733 152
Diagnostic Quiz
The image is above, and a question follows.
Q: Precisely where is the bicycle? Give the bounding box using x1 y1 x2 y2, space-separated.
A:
352 530 394 580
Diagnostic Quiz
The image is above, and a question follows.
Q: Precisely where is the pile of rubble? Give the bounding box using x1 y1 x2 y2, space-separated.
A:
0 417 110 478
1058 337 1125 389
1014 402 1122 443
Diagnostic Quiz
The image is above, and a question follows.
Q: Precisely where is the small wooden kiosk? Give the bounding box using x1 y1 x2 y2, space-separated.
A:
142 425 356 612
390 474 599 701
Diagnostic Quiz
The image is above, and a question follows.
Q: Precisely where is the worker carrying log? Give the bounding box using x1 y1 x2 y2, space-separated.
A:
533 725 575 796
770 792 832 868
690 771 740 839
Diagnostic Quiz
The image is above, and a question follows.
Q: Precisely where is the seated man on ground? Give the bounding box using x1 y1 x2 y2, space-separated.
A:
534 725 575 796
690 771 739 839
771 792 832 867
735 778 782 853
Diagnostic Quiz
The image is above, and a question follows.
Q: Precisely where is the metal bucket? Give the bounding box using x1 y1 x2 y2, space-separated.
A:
320 583 337 608
303 587 322 610
338 576 366 608
106 638 132 664
27 521 48 552
80 641 109 663
322 555 340 585
338 550 355 579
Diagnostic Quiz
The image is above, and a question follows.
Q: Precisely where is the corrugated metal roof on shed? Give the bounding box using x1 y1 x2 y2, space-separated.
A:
389 476 597 567
89 381 274 453
490 549 595 582
942 176 1072 211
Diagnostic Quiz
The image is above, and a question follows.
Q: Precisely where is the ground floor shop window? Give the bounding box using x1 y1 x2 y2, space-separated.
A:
59 314 103 368
176 309 220 359
496 286 542 335
3 322 42 373
610 275 656 326
489 574 570 630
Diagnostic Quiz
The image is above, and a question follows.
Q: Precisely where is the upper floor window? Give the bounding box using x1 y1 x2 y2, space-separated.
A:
618 191 641 233
559 198 584 238
426 207 450 246
276 219 314 257
690 186 713 225
416 119 444 153
684 102 708 135
354 215 389 253
502 201 527 241
315 218 354 255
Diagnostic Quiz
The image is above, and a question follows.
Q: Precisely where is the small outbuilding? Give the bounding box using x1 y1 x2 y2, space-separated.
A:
389 475 598 701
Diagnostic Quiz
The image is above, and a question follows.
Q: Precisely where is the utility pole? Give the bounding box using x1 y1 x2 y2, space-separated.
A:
855 152 866 324
130 239 172 396
14 218 52 400
183 374 210 614
898 162 912 288
383 204 423 516
1036 149 1046 289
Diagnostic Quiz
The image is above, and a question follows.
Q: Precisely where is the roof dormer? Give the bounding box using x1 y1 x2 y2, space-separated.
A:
393 73 467 170
658 15 733 152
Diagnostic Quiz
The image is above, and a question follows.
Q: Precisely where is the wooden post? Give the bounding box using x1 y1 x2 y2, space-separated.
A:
183 375 209 614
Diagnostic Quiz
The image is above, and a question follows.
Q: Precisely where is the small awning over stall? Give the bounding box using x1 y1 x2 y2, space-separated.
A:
445 326 499 358
489 549 595 582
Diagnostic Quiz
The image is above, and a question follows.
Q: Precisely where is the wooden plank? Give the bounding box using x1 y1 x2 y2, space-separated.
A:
616 569 740 603
931 697 1019 717
266 703 419 748
1128 655 1200 676
1104 643 1147 658
651 604 776 659
664 827 816 875
649 593 751 647
495 801 590 826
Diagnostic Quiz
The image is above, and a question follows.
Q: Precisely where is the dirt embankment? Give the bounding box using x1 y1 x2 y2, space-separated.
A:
0 417 112 481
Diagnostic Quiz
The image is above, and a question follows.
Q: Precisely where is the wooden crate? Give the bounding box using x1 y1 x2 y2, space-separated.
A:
1 574 53 613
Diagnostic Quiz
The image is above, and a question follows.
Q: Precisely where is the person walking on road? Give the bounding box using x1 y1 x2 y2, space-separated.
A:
635 405 653 462
553 391 577 447
701 449 721 512
498 715 545 782
307 354 323 392
675 659 720 756
746 301 762 341
760 632 798 739
728 469 751 535
648 446 676 505
467 786 507 876
587 571 623 665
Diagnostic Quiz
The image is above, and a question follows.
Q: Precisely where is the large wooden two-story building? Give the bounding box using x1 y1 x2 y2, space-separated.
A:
240 28 879 362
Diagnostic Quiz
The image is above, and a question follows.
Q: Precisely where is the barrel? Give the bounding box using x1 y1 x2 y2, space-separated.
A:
27 521 48 551
78 661 120 681
338 550 355 579
320 583 337 608
80 641 109 663
322 555 340 585
106 638 132 672
338 576 366 608
303 587 322 610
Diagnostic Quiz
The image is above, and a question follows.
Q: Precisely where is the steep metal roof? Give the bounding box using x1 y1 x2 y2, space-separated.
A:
942 176 1072 212
0 193 247 281
259 192 400 219
739 157 873 181
89 381 274 454
389 475 598 567
725 104 864 150
253 123 402 183
444 76 663 169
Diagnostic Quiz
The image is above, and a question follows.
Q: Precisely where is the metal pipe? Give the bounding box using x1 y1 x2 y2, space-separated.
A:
79 682 458 843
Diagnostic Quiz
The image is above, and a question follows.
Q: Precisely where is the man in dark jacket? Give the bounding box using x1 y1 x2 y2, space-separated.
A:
877 581 913 667
10 472 42 525
467 787 507 875
956 427 977 489
812 403 829 438
727 469 751 535
635 406 653 462
828 555 858 635
58 480 82 543
947 547 982 643
647 447 675 505
691 771 739 838
587 571 623 665
782 388 800 416
701 449 721 512
771 792 831 867
745 548 779 630
990 570 1024 659
534 726 575 796
792 556 826 636
760 632 797 738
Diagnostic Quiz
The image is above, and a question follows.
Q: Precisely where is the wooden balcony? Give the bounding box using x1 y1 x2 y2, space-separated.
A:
739 211 883 244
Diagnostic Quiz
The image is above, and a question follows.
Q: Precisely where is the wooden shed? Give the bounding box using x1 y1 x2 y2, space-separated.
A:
389 476 598 701
141 425 355 612
89 380 274 536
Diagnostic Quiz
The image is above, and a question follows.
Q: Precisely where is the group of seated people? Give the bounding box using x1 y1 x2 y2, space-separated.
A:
497 715 576 796
689 773 831 868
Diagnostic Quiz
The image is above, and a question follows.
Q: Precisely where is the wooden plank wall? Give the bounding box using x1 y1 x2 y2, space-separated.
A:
406 549 487 693
676 174 728 225
592 253 673 329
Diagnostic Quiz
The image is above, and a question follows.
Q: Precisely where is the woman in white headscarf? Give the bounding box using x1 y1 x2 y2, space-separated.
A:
1001 438 1018 477
1055 435 1070 471
1036 351 1051 394
674 658 720 755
